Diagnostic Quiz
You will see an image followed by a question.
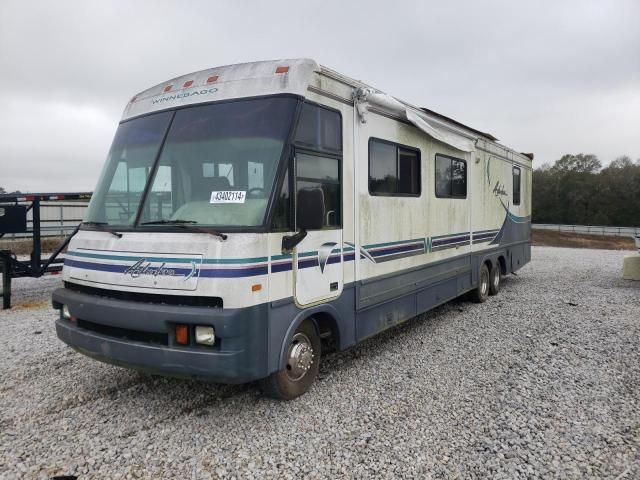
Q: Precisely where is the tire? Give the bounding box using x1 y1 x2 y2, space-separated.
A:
471 263 490 303
489 263 501 296
261 319 321 400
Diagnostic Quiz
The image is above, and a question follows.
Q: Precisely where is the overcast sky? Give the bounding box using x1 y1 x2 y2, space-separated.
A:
1 0 639 192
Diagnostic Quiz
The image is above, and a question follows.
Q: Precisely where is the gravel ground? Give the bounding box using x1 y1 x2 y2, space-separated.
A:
1 246 639 479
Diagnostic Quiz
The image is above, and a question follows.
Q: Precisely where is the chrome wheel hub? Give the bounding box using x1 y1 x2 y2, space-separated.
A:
481 274 489 295
286 333 314 381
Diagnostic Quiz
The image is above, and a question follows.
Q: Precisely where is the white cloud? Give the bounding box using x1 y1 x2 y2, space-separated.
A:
0 97 118 192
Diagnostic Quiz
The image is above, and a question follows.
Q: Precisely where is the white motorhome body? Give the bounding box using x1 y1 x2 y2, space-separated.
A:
53 59 532 399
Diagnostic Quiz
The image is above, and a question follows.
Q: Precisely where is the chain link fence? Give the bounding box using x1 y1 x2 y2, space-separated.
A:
532 223 640 238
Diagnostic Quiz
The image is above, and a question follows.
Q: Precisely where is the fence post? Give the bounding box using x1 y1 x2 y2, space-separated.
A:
30 197 41 272
1 254 11 310
60 205 64 236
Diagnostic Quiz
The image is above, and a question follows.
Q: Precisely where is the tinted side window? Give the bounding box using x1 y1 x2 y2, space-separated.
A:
435 155 451 197
369 140 397 194
294 103 342 152
513 166 521 205
451 160 467 197
369 139 420 196
296 152 341 228
435 154 467 199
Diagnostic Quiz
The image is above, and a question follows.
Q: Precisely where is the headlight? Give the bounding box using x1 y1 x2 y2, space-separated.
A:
195 325 215 346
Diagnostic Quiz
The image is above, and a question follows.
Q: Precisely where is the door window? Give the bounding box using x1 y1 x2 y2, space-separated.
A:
295 152 341 228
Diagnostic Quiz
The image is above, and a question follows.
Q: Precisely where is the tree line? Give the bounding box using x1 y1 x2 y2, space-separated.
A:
3 154 640 227
533 154 640 227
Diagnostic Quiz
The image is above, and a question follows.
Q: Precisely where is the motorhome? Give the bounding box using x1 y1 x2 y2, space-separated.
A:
52 59 532 399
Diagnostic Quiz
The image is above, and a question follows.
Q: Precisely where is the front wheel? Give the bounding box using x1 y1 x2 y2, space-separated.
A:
471 263 490 303
261 319 321 400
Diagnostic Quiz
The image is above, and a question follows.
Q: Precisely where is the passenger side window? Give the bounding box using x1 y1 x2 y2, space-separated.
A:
435 154 467 198
296 152 341 228
513 166 521 205
369 138 420 196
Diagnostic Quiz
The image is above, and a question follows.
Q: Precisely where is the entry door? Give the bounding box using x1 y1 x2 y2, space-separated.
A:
293 150 344 306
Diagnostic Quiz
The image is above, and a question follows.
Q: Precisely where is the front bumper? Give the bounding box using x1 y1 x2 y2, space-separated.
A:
52 287 269 383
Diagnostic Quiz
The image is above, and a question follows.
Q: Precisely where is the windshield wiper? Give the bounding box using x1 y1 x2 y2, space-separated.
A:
140 220 227 240
81 221 123 238
140 219 198 225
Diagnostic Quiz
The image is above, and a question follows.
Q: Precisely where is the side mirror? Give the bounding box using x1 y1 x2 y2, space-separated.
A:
281 188 325 253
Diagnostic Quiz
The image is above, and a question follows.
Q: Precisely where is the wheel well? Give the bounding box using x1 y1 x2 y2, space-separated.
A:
498 255 507 275
311 311 340 344
483 259 492 271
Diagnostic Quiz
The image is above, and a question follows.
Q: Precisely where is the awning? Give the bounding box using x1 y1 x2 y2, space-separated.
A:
355 88 476 153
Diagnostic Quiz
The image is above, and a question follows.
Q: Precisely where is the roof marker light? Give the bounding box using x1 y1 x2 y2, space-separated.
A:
163 85 173 93
275 66 289 74
183 80 193 88
207 75 219 83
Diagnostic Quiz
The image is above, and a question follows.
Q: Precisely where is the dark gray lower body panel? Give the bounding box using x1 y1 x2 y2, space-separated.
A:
52 241 530 384
52 288 269 383
353 241 530 342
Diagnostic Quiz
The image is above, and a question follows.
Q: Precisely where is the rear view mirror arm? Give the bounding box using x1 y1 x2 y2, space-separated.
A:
281 229 307 254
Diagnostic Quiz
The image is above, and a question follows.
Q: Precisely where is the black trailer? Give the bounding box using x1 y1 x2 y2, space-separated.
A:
0 192 92 309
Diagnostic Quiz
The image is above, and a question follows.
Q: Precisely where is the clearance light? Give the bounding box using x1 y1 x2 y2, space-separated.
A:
251 284 262 292
275 66 289 74
207 75 219 83
175 325 189 345
195 326 215 346
183 80 193 88
163 85 173 93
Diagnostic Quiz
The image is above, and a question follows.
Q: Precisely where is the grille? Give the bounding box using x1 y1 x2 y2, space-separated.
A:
77 319 169 346
64 282 223 308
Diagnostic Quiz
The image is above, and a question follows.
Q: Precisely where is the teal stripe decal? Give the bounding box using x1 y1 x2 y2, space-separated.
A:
506 211 531 223
68 250 268 265
431 232 469 240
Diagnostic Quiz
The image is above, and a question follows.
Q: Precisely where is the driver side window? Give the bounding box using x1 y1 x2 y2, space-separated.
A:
295 152 341 228
292 102 342 230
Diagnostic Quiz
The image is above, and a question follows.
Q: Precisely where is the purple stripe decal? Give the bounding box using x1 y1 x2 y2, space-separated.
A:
432 235 470 247
64 259 268 278
369 243 425 258
432 240 471 250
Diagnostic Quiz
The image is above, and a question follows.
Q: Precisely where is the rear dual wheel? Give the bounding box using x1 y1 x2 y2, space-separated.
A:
471 262 501 303
471 264 490 303
261 319 320 400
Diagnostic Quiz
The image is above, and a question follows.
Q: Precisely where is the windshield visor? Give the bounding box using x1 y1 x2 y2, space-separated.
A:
85 96 298 228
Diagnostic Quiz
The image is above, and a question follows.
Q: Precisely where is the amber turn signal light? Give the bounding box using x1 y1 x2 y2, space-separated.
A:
175 324 189 345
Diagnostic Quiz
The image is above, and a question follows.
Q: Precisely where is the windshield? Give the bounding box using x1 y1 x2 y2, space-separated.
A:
85 96 298 228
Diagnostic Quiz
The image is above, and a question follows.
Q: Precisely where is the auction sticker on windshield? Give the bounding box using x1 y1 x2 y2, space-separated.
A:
210 191 247 204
